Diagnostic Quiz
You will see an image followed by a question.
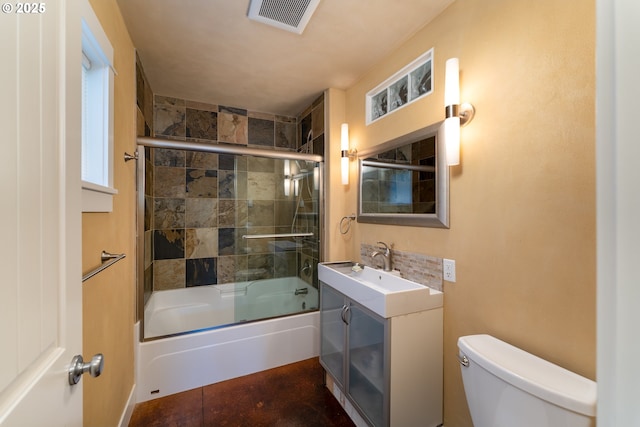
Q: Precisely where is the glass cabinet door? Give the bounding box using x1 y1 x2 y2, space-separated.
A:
347 304 385 427
320 282 346 386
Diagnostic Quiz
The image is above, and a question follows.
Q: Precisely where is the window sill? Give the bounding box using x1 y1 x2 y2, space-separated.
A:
82 181 118 213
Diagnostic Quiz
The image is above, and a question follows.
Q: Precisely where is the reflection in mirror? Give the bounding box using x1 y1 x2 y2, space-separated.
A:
357 122 449 228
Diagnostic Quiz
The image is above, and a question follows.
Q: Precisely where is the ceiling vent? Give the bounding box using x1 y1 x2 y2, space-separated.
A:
248 0 321 34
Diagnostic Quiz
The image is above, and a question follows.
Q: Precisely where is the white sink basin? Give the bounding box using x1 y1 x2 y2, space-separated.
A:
318 262 443 318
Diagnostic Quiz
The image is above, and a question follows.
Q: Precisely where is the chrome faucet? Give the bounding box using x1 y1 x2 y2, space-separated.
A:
300 260 311 277
371 241 392 271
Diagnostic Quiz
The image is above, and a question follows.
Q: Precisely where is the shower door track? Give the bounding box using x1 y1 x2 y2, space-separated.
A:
136 137 323 162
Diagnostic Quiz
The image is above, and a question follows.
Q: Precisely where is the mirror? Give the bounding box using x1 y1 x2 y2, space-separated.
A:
357 121 449 228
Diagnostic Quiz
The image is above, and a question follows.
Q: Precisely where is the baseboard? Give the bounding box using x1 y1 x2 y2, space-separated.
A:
118 384 136 427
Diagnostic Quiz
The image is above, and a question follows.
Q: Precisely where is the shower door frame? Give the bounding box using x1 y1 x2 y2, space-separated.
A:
135 136 325 339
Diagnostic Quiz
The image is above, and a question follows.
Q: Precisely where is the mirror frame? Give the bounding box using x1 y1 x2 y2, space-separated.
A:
357 121 449 228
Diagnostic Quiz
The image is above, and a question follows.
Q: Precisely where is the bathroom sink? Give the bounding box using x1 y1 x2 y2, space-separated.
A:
318 262 443 318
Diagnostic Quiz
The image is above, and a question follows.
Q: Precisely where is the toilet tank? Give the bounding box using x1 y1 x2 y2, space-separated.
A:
457 334 596 427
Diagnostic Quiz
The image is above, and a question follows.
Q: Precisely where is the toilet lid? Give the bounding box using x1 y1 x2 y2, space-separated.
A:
458 334 597 417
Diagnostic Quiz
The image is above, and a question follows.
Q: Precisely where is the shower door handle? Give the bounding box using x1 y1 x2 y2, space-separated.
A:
68 353 104 385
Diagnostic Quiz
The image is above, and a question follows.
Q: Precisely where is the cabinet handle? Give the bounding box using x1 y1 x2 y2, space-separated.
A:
342 305 351 325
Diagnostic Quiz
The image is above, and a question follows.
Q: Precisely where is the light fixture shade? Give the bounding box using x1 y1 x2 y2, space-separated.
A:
444 116 460 166
341 123 350 185
444 58 460 106
445 58 461 166
341 123 349 151
341 156 349 185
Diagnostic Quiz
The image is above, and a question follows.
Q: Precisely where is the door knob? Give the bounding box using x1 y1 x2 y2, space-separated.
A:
68 353 104 385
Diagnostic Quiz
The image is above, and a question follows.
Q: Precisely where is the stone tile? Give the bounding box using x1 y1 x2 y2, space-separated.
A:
248 111 275 120
185 198 217 228
144 154 153 197
248 200 274 227
218 112 248 145
144 195 152 231
154 166 185 198
275 121 297 150
313 134 324 156
216 255 248 284
153 259 186 290
247 253 274 280
246 226 275 254
186 258 217 286
218 228 248 256
311 100 324 140
155 95 185 106
186 108 217 141
274 201 296 227
219 105 247 116
186 151 218 170
248 117 274 147
185 228 218 259
274 251 297 278
154 104 186 137
154 148 185 167
186 169 218 198
186 100 217 111
154 198 185 229
247 172 275 200
218 170 248 200
144 231 152 269
247 156 274 173
154 229 185 260
218 200 247 228
218 154 247 172
360 243 443 291
299 113 312 149
143 264 152 305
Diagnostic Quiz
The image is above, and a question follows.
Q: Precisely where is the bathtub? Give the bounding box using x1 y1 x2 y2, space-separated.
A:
144 276 318 338
136 276 320 402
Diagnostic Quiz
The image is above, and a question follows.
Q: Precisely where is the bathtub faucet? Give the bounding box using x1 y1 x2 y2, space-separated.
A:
300 260 311 277
295 288 309 295
371 241 392 271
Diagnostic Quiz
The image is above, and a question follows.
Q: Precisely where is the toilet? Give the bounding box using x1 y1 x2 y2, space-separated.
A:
457 334 596 427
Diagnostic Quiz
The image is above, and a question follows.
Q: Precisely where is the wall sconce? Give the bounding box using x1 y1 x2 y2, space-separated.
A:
444 58 475 166
341 123 357 185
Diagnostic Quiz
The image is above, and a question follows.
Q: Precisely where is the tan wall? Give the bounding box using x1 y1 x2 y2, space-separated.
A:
329 0 596 425
82 0 137 425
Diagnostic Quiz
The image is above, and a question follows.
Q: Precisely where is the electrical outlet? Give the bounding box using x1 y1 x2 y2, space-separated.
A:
443 258 456 282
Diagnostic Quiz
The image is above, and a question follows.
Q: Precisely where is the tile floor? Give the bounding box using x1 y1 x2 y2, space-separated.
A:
128 358 355 427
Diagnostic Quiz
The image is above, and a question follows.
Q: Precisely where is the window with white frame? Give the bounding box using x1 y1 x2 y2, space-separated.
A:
81 0 117 212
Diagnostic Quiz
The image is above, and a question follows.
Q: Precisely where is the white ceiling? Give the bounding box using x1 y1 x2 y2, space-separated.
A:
117 0 454 117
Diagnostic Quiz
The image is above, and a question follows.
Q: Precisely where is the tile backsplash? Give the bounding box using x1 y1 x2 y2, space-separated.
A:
360 243 443 292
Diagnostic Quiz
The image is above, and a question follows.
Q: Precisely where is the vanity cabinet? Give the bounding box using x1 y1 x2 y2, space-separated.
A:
320 281 443 427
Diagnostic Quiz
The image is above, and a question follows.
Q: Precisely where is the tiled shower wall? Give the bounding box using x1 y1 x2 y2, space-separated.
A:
138 82 324 295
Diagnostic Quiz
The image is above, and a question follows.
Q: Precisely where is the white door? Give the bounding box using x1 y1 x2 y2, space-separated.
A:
0 0 83 425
